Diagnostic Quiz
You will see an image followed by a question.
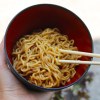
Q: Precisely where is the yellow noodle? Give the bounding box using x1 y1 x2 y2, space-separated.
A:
12 28 81 88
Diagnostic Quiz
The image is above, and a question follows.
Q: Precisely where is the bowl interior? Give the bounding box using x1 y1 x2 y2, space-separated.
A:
5 4 93 89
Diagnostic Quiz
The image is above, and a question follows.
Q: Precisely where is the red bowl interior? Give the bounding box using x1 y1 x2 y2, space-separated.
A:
5 4 93 89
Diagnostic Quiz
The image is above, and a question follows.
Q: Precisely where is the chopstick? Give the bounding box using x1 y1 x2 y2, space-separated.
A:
59 49 100 65
59 49 100 58
59 60 100 65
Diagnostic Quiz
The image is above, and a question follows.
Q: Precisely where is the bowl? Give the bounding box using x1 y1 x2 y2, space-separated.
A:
4 4 93 91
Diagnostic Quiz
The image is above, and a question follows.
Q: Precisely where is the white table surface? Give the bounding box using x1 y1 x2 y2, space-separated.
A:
0 0 100 42
0 0 100 41
0 0 100 100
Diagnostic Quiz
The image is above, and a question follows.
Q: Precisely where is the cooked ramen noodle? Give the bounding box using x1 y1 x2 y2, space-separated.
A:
12 28 81 88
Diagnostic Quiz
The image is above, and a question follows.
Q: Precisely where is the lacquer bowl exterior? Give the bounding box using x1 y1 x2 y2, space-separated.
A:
4 4 93 91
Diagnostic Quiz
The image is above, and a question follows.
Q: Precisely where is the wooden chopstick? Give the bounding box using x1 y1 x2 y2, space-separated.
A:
59 49 100 65
59 49 100 58
59 60 100 65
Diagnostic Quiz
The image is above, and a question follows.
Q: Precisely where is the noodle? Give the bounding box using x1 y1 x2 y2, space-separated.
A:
12 28 81 88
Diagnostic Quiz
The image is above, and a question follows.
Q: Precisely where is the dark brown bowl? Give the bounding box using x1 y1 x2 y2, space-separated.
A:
4 4 93 91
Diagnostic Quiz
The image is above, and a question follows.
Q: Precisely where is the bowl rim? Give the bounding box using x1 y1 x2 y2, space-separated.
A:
4 3 93 91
